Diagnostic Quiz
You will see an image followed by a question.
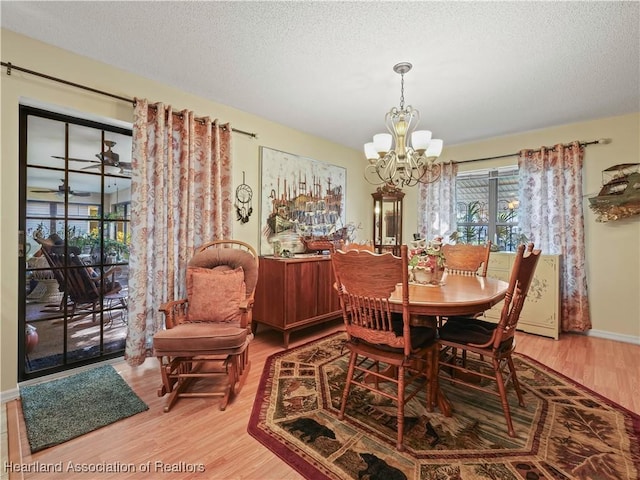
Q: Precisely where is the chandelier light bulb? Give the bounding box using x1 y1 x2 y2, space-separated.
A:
425 139 443 159
373 133 392 155
364 142 378 162
411 130 432 153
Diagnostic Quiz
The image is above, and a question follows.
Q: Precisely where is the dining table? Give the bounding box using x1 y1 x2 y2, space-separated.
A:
387 273 510 417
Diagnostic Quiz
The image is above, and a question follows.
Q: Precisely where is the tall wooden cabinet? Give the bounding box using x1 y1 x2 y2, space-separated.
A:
483 252 562 339
372 185 404 255
252 255 341 348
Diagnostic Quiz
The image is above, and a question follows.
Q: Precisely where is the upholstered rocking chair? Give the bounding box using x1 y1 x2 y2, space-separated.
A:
153 240 259 412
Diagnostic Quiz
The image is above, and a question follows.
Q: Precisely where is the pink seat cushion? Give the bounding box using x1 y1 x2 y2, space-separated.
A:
186 266 246 322
153 322 248 355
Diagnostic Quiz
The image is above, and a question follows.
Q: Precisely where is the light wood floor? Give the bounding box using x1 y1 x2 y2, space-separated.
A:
5 321 640 480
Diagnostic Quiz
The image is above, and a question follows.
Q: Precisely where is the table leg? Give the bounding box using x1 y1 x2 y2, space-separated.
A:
363 348 452 417
430 348 451 417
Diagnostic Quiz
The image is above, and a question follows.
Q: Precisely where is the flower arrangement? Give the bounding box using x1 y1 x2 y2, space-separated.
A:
408 236 446 267
408 236 446 285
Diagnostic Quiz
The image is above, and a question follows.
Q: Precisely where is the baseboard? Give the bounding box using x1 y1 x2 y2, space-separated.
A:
587 329 640 345
0 389 20 404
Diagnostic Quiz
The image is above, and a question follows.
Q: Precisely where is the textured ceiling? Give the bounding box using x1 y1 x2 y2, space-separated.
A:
2 1 639 152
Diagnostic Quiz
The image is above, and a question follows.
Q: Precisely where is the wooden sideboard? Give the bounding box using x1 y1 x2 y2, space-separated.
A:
252 255 341 348
483 252 562 339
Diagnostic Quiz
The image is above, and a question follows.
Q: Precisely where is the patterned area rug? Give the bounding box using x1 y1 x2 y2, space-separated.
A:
248 332 640 480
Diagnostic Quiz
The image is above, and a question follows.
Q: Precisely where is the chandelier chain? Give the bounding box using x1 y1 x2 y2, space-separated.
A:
399 73 405 110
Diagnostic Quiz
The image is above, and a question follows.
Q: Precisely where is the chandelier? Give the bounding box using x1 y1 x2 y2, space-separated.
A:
364 62 443 188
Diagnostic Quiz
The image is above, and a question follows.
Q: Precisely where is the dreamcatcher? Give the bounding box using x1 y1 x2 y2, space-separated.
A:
235 171 253 224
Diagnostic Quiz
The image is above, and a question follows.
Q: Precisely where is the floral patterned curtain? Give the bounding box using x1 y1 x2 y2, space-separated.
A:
125 99 233 365
417 161 458 241
518 142 591 332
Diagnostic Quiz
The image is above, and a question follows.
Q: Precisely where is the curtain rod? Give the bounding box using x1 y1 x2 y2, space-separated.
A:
454 138 609 164
1 61 258 139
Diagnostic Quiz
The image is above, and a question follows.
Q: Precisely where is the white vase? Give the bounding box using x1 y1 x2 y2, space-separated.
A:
411 266 432 284
411 265 444 285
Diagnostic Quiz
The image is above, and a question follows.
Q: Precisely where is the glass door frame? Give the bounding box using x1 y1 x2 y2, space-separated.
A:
18 105 132 381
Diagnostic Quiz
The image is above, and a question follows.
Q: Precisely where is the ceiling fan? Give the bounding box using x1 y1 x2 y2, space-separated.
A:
52 140 132 174
30 179 91 197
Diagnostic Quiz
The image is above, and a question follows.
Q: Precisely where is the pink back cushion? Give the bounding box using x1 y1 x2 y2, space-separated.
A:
186 266 246 322
188 248 258 300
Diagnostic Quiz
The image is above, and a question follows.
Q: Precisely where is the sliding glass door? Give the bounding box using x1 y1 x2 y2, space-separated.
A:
19 105 132 381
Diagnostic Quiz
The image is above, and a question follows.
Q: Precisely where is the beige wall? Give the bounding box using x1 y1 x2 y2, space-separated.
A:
0 30 367 392
2 29 639 394
403 112 640 340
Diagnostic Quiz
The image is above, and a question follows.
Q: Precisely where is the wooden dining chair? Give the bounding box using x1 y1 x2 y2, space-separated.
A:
438 243 541 437
441 242 492 277
437 242 492 327
331 246 439 451
338 240 374 252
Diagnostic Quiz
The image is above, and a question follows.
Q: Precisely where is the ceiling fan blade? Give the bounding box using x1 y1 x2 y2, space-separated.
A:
82 163 126 175
52 155 101 164
32 179 93 197
81 164 102 171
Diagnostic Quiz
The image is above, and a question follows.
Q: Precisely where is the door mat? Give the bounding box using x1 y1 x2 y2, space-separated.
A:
20 364 148 452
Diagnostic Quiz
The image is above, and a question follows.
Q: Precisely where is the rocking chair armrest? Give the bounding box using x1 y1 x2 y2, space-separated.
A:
238 298 255 329
239 298 254 312
159 298 189 329
93 265 121 281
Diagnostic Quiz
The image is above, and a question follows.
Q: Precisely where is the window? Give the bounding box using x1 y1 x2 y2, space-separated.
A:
454 167 521 252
